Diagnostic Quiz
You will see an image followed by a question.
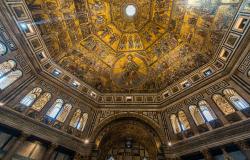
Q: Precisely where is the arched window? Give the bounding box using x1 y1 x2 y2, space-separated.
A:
0 60 16 77
31 93 51 111
178 111 190 131
56 104 72 122
170 114 181 133
46 99 64 119
213 94 235 115
189 105 205 125
77 113 88 131
20 87 42 107
223 89 249 110
69 109 81 128
198 101 216 122
0 70 22 90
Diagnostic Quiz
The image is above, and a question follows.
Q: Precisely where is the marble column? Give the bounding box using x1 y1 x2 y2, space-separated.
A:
205 122 213 130
222 148 233 160
42 143 58 160
201 149 214 160
235 110 247 120
2 133 29 160
235 141 250 159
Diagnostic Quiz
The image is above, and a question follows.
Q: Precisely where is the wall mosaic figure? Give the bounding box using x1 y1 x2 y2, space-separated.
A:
213 94 236 115
56 104 72 123
0 63 22 90
20 87 42 107
31 93 51 112
189 105 205 125
24 0 242 93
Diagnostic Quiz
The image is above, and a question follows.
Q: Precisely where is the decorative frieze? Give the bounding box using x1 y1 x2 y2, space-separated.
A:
0 21 17 51
206 81 229 95
15 54 31 73
184 93 204 106
39 80 58 94
238 52 250 74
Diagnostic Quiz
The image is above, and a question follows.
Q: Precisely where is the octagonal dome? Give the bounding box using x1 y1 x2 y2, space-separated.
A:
26 0 241 93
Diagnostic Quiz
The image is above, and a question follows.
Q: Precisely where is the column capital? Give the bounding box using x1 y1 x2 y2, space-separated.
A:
201 148 213 160
222 148 233 160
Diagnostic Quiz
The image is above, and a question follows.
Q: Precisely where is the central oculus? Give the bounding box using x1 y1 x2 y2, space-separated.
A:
125 4 137 17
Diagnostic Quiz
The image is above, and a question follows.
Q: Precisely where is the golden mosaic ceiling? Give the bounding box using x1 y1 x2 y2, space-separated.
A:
26 0 241 93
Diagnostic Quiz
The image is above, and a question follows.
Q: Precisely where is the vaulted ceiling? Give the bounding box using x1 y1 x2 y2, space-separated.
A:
25 0 241 93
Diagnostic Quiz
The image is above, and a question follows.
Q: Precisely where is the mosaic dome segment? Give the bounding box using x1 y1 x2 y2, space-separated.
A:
26 0 242 93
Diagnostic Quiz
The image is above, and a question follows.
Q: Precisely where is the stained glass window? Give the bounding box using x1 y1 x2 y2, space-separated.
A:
46 99 63 119
20 87 42 107
31 93 51 111
213 94 235 115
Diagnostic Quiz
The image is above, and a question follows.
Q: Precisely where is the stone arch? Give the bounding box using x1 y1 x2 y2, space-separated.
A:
90 112 167 160
91 112 166 145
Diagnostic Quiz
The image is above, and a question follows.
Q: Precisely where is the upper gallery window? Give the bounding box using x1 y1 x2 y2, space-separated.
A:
0 60 22 90
223 89 249 110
